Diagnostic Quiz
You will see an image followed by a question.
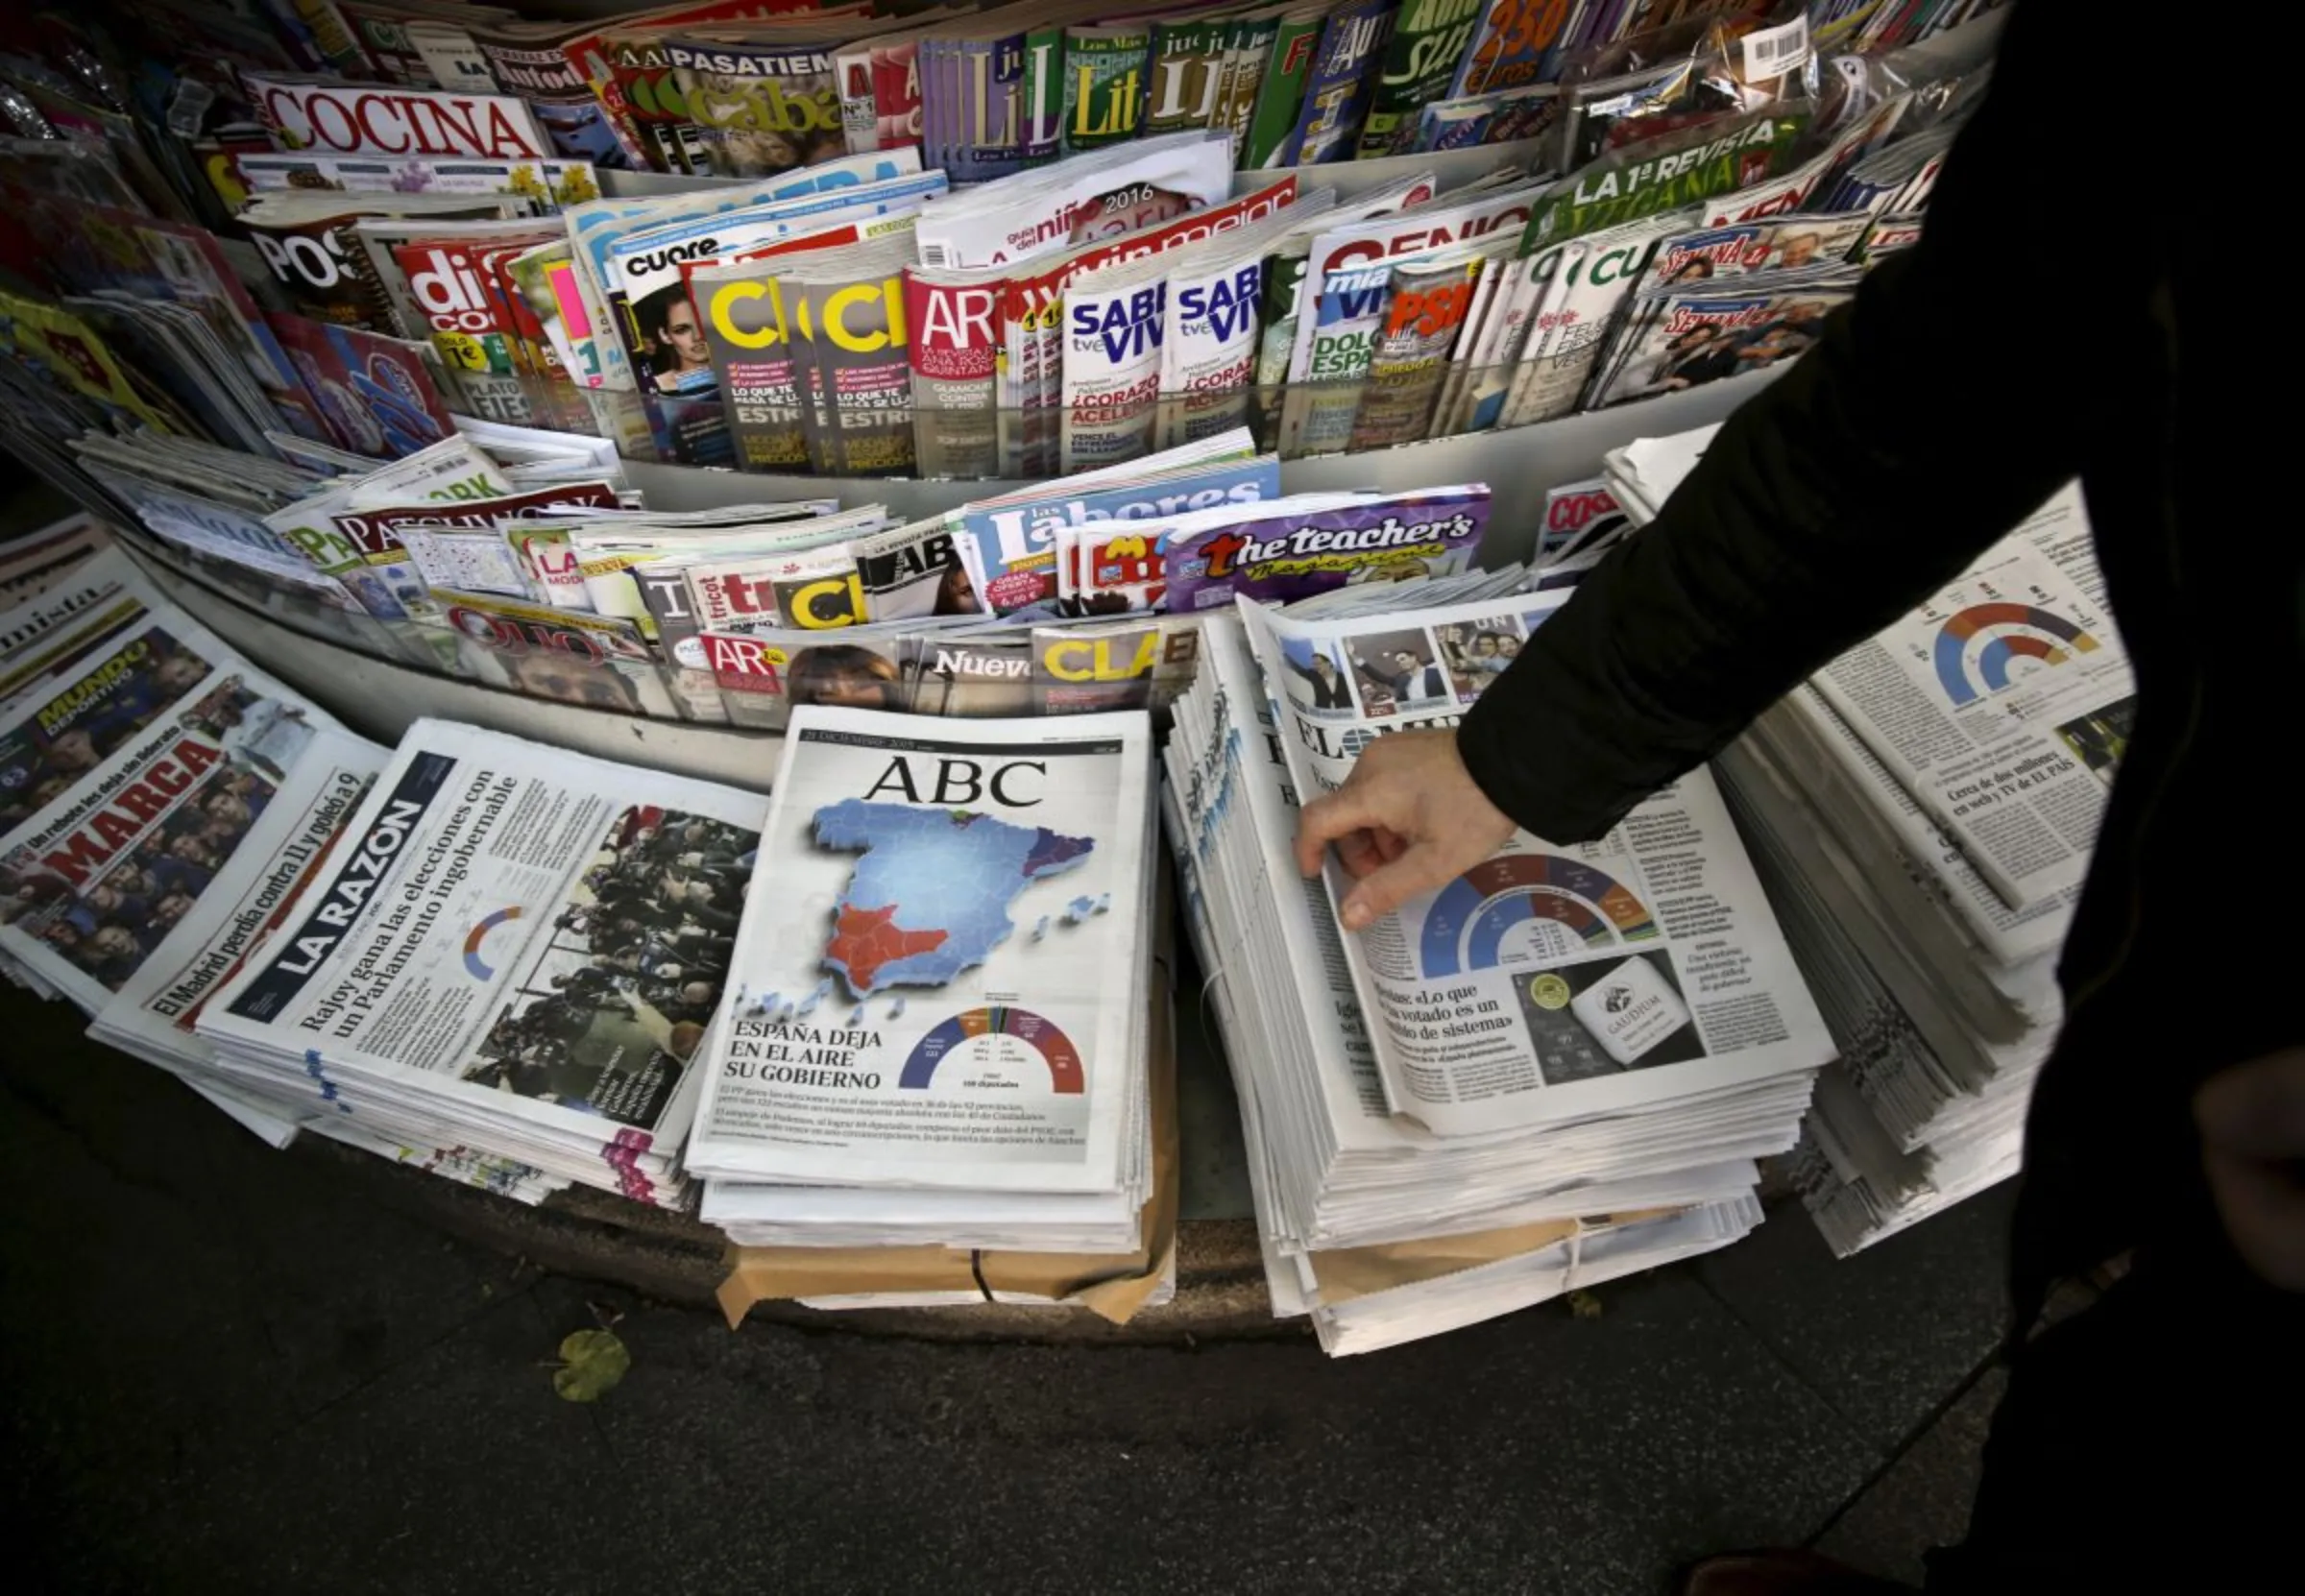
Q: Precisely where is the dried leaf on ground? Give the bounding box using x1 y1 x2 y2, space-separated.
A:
551 1328 631 1402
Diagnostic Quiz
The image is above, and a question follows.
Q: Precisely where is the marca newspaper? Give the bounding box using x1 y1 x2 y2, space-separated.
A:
202 720 766 1159
1242 594 1832 1138
1807 486 2131 914
687 707 1152 1193
0 554 384 1052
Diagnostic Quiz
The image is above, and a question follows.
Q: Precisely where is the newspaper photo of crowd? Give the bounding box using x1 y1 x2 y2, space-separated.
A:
0 625 214 831
462 803 759 1127
0 763 279 990
1435 618 1525 706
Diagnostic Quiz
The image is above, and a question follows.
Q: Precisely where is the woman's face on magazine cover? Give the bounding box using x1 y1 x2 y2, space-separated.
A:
659 301 711 372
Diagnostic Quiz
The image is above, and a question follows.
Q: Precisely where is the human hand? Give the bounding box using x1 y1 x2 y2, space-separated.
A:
2196 1048 2305 1291
1294 729 1518 931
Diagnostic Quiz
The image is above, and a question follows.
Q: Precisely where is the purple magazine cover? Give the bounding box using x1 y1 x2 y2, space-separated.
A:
1280 0 1398 166
1164 488 1491 611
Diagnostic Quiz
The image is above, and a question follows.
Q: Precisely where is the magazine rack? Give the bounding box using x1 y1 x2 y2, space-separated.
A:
599 134 1567 208
61 368 1776 773
624 369 1779 559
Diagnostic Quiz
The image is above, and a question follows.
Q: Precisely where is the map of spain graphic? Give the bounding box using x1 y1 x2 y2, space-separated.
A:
812 798 1096 997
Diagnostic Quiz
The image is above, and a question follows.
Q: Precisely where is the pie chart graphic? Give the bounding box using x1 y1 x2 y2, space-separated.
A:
1932 602 2099 707
1419 855 1657 977
900 1005 1084 1094
462 907 523 979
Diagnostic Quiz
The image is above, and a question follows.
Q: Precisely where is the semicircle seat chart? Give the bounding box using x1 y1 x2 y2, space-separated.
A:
899 1005 1085 1094
1931 601 2099 707
1419 855 1657 978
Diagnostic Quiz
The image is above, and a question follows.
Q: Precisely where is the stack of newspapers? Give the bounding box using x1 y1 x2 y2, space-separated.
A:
1165 580 1834 1354
194 719 769 1211
683 707 1161 1260
0 528 543 1196
1608 437 2116 1254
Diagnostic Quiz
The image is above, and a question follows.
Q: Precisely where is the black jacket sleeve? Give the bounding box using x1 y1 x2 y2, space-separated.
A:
1457 2 2144 843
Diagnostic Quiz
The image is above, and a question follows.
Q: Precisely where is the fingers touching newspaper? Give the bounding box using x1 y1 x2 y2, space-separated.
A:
1242 592 1834 1141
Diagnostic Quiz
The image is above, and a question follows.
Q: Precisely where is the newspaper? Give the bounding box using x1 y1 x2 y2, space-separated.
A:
198 720 768 1195
684 707 1153 1192
1808 488 2130 913
1243 593 1832 1137
0 514 109 609
0 554 380 1044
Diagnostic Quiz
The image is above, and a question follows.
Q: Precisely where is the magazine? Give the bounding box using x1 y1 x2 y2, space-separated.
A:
242 73 553 162
1161 484 1491 611
1061 26 1152 153
1282 176 1545 385
666 34 851 178
1519 109 1812 250
233 151 600 211
904 268 1005 479
427 588 680 720
600 169 947 466
778 233 920 476
1359 0 1479 157
688 211 921 472
948 431 1275 616
1496 209 1692 427
1239 5 1326 169
241 193 524 330
912 131 1233 270
1283 0 1395 166
700 619 915 728
1587 266 1860 409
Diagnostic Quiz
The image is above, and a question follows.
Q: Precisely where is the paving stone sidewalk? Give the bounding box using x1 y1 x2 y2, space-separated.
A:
3 989 2026 1595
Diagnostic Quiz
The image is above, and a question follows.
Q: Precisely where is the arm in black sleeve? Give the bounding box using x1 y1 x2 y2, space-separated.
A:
1458 3 2154 843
